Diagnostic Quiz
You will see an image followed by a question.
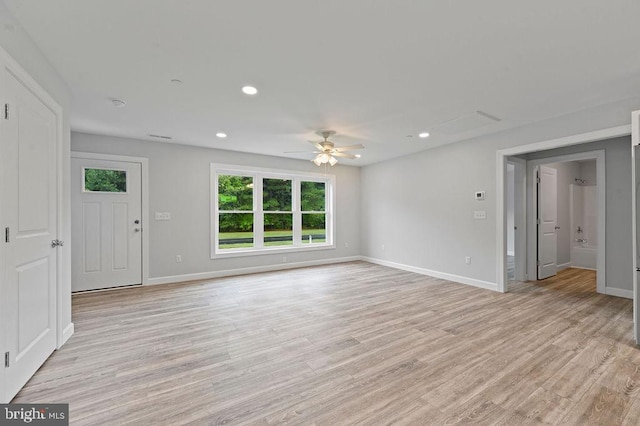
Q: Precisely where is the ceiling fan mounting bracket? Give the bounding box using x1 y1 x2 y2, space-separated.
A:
316 130 336 140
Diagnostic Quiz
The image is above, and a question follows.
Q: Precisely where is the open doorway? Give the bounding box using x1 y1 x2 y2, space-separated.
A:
526 151 605 294
506 158 526 283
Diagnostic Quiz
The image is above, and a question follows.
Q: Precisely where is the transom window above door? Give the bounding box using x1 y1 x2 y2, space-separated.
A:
83 168 127 193
211 164 335 258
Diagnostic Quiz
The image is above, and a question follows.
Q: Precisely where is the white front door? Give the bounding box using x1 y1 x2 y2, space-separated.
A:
1 67 58 401
538 165 558 280
632 110 640 345
71 158 142 291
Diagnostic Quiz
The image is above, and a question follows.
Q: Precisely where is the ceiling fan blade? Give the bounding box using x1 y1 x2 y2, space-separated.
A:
284 150 317 154
334 144 365 152
308 141 324 151
332 152 357 159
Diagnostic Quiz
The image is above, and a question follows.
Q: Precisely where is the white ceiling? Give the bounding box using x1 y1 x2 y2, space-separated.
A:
5 0 640 165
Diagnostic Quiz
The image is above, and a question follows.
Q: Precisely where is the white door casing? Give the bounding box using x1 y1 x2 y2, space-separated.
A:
538 165 558 280
71 158 142 291
631 109 640 345
1 68 58 401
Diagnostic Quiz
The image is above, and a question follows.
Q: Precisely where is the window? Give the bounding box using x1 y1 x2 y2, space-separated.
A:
211 164 335 257
84 168 127 192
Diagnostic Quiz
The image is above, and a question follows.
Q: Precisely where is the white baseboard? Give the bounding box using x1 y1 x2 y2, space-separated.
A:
557 262 572 271
361 257 497 292
570 265 597 271
146 256 363 285
59 322 74 348
605 287 633 300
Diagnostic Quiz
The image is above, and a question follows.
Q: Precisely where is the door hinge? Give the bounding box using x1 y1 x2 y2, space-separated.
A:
536 219 540 225
5 227 9 243
537 260 541 266
4 103 8 120
4 352 9 368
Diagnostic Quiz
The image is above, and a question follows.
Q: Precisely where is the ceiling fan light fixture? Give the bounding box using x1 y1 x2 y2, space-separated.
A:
313 155 323 166
329 156 338 166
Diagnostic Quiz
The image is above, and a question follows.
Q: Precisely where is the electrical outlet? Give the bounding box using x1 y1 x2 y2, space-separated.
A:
176 255 182 263
345 242 349 248
465 256 471 264
155 212 171 220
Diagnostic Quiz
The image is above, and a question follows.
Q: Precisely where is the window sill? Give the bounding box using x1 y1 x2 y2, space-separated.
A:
211 243 336 259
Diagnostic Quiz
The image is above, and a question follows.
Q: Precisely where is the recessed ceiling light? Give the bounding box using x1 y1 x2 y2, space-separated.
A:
171 79 183 85
111 98 126 108
418 132 430 138
216 132 227 138
355 154 362 158
241 85 258 95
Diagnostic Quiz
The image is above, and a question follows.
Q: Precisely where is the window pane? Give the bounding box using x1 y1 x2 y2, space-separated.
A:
301 181 325 211
264 213 293 246
219 213 254 249
219 175 253 211
302 214 326 244
263 178 292 211
84 168 126 192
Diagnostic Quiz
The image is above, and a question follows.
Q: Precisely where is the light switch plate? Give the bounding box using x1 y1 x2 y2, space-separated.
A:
155 212 171 220
474 210 487 220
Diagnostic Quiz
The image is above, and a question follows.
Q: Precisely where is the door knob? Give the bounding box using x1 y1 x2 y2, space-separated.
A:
554 226 561 230
134 220 140 224
51 239 64 247
134 228 141 232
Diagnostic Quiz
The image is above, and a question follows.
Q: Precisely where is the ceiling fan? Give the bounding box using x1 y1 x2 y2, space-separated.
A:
288 130 365 166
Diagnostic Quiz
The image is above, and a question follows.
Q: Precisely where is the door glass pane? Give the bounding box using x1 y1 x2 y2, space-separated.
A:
219 213 254 249
264 213 293 246
84 168 127 192
301 181 325 211
218 175 253 210
302 214 326 244
263 178 292 211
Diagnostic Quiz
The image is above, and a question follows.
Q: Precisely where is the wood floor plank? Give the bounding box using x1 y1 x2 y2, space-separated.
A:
10 263 639 425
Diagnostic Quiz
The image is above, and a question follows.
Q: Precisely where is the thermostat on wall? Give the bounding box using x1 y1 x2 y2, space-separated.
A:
475 191 485 200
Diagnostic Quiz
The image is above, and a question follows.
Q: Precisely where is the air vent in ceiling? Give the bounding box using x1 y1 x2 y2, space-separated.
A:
435 111 500 135
148 134 172 140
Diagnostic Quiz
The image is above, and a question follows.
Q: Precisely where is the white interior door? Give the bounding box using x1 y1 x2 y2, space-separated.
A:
538 165 558 279
1 67 58 401
71 158 142 291
632 110 640 345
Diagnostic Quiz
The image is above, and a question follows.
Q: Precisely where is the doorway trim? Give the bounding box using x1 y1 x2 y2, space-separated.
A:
526 151 606 294
71 152 149 286
496 124 630 293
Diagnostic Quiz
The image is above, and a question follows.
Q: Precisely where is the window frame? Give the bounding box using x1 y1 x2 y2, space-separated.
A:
211 163 336 258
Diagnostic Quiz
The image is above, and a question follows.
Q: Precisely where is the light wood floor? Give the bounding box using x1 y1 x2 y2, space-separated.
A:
12 262 640 425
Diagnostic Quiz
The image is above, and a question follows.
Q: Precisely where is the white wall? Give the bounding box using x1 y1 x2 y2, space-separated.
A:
71 132 361 282
0 3 73 339
361 98 638 292
580 160 597 185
